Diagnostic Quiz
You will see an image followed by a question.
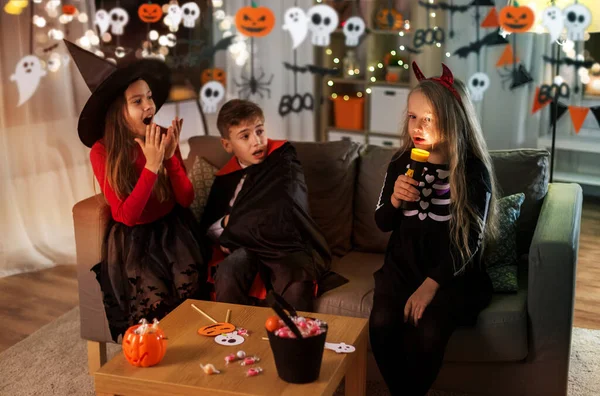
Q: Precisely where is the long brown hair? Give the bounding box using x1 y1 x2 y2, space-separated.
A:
396 79 499 274
102 90 171 203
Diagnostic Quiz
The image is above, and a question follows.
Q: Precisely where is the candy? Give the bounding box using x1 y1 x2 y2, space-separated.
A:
240 356 260 366
224 354 237 364
236 350 247 359
200 363 220 375
272 316 327 339
236 327 251 337
246 367 263 377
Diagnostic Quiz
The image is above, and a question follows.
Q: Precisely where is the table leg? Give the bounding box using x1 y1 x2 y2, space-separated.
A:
345 332 367 396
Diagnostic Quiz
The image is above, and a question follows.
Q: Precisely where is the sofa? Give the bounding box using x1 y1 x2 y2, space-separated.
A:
73 136 582 395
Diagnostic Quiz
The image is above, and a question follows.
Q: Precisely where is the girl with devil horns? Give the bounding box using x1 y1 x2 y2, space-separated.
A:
371 62 499 395
65 40 208 341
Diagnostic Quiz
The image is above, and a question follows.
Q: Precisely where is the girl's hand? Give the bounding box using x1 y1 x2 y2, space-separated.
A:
223 214 229 227
164 116 183 160
391 174 420 208
404 278 439 327
135 123 166 174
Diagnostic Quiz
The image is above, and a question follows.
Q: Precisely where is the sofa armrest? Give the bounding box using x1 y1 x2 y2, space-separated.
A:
72 194 113 343
527 183 582 391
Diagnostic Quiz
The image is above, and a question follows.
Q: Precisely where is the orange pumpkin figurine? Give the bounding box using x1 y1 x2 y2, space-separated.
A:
498 4 535 33
235 2 276 38
122 319 167 367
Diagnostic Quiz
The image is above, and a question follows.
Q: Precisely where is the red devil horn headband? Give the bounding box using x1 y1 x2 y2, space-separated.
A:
412 61 462 103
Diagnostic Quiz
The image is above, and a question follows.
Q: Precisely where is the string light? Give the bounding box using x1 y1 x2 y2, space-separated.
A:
369 66 375 72
326 48 333 55
331 93 338 99
357 92 363 98
446 52 451 57
370 76 376 82
343 95 350 101
377 63 383 68
366 88 372 94
327 80 334 86
333 57 339 64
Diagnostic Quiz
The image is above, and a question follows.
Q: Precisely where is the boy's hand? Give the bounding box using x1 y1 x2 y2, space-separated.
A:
220 246 231 255
223 214 230 227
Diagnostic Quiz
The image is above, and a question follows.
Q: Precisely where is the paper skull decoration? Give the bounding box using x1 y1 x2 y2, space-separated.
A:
200 81 225 114
138 3 163 23
307 4 339 47
201 68 226 87
122 323 167 368
467 72 490 102
563 3 591 41
282 7 308 49
214 331 245 346
95 9 110 36
181 2 200 29
343 16 365 47
235 4 276 37
109 7 129 35
499 4 535 33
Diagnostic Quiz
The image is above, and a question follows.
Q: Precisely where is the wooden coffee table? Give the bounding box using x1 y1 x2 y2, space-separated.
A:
95 299 368 396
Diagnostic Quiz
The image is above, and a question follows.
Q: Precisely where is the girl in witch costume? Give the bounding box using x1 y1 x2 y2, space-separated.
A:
370 62 498 395
64 41 208 342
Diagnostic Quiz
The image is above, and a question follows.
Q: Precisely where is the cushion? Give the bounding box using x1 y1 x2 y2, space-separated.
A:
293 140 361 256
352 145 397 253
488 265 519 293
485 192 525 269
489 149 549 256
187 156 219 224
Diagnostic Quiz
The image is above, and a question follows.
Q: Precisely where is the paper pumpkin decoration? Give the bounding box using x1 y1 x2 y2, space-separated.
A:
181 2 200 28
138 3 163 23
563 3 591 41
282 7 308 49
235 4 276 37
122 324 167 368
200 81 225 114
343 16 365 47
10 55 47 107
108 7 129 36
95 9 110 36
499 5 535 33
62 5 77 15
375 8 403 30
197 322 235 336
307 4 339 47
201 68 226 86
214 331 245 346
467 72 490 102
541 6 564 42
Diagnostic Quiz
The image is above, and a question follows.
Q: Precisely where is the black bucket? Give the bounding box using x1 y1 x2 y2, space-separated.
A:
266 291 328 384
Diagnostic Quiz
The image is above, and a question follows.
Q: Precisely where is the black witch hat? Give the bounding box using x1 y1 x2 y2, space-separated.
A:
64 40 171 148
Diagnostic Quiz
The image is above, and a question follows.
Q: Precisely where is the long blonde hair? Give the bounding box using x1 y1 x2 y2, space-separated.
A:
396 79 499 273
101 91 171 203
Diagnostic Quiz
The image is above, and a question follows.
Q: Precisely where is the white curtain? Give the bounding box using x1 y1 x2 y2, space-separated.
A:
0 1 97 277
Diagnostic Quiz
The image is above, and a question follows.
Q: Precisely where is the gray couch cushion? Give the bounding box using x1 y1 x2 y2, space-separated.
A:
187 136 232 169
293 140 360 256
353 145 397 253
490 149 549 256
315 251 528 363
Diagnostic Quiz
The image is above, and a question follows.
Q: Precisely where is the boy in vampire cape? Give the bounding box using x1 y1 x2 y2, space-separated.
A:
199 99 345 311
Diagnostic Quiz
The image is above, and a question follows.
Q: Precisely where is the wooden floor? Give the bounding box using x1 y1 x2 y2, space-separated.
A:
1 198 599 354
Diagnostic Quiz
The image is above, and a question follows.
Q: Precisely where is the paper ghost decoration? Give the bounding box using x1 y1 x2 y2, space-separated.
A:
200 81 225 114
324 342 356 354
467 72 490 102
95 9 110 36
181 2 200 29
109 7 129 36
343 16 365 47
563 3 591 42
282 7 308 49
541 6 565 42
214 331 245 346
10 55 46 107
307 4 339 47
166 3 183 32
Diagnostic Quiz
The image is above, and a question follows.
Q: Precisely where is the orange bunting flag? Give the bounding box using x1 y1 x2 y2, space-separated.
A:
481 8 500 28
532 87 551 114
568 106 589 134
496 45 519 67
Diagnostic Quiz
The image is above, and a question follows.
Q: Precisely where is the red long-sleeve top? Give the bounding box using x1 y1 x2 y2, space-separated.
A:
90 139 194 226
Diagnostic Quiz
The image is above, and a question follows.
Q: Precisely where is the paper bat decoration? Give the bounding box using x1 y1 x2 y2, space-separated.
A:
542 55 595 69
417 1 470 12
198 36 235 61
454 29 508 58
283 62 341 76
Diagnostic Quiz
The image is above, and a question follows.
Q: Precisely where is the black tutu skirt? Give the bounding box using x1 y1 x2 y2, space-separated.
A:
92 205 209 342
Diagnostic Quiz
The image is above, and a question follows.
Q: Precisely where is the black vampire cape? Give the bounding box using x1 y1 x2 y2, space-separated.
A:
200 140 346 295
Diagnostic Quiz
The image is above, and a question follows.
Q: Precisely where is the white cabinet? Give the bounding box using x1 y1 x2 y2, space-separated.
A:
327 130 366 145
368 135 401 148
369 86 409 135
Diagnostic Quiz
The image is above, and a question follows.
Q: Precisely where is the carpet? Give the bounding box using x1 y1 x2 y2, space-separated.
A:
1 307 598 396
